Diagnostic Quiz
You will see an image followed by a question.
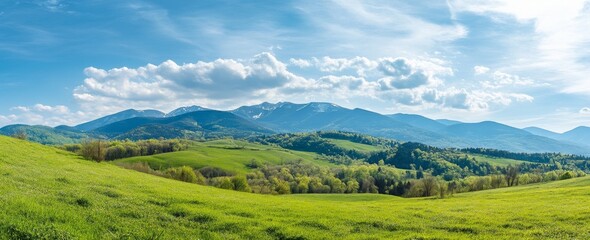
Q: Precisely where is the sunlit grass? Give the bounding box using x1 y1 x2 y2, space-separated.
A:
326 138 383 152
471 154 527 166
2 136 590 239
114 139 331 174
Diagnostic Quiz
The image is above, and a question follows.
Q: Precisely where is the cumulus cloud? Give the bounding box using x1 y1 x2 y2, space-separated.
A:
71 52 531 115
491 71 533 86
301 56 452 89
377 58 450 89
390 88 534 112
0 114 17 126
1 52 537 127
289 58 312 68
10 106 30 112
474 65 490 75
73 52 307 112
473 67 536 89
2 104 79 126
309 56 378 76
33 104 69 114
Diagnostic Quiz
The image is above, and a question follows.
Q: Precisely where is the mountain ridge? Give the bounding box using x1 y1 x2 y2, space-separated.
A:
2 101 590 154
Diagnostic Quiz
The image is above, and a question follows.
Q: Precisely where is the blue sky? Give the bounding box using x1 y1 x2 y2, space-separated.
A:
1 0 590 132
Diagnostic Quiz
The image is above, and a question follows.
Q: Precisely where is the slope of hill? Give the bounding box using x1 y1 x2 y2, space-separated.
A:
233 102 456 146
74 109 165 131
436 119 463 126
388 113 447 132
562 126 590 144
233 102 590 154
0 124 90 145
445 121 589 154
93 110 273 140
523 126 562 140
326 138 382 153
5 102 590 154
2 135 590 239
114 139 329 174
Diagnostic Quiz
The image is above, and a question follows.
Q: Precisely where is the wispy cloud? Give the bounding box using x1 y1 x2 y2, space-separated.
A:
449 0 590 94
127 1 194 45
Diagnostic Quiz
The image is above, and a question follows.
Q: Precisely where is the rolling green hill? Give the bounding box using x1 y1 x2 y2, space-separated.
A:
113 139 330 174
326 138 382 152
0 124 91 145
471 154 528 166
94 110 273 140
2 135 590 239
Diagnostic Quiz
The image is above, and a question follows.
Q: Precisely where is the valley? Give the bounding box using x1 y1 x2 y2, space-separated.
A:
3 2 589 239
1 135 590 239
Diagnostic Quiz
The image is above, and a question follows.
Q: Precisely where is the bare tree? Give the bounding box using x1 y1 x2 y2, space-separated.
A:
505 165 519 187
81 139 107 162
438 181 448 199
421 176 438 197
491 174 504 188
12 130 27 140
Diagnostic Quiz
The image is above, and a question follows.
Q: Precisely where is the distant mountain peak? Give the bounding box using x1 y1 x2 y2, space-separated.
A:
166 105 208 117
298 102 343 113
74 109 165 131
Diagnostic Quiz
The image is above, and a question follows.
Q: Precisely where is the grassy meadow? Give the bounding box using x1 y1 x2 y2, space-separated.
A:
325 138 383 152
471 154 528 166
2 135 590 239
113 139 330 174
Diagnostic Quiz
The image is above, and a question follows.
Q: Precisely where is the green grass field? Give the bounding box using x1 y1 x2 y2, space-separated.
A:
2 135 590 239
326 138 382 152
471 154 527 166
114 139 330 174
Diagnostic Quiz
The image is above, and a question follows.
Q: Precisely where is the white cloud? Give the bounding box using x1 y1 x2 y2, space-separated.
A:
377 57 451 89
299 0 468 57
10 106 30 112
474 65 490 75
1 53 536 127
71 53 531 117
580 107 590 114
1 104 78 127
392 88 533 112
480 71 535 89
450 0 590 93
0 115 17 126
492 71 533 85
310 56 378 76
73 52 307 114
289 58 312 68
33 104 69 114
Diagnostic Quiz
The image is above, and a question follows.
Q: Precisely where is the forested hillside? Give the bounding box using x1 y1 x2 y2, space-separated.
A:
51 131 587 198
2 135 590 239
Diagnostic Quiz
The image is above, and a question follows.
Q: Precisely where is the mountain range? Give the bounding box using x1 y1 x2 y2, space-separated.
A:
1 101 589 155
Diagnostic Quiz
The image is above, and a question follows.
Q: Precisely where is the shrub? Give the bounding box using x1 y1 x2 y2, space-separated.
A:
246 159 263 169
166 166 199 183
11 130 27 140
80 139 107 162
211 177 234 189
193 170 206 185
559 171 573 180
231 176 252 192
199 167 233 178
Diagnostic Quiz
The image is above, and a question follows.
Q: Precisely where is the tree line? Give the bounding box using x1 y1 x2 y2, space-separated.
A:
461 148 590 163
61 139 190 162
120 158 585 198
